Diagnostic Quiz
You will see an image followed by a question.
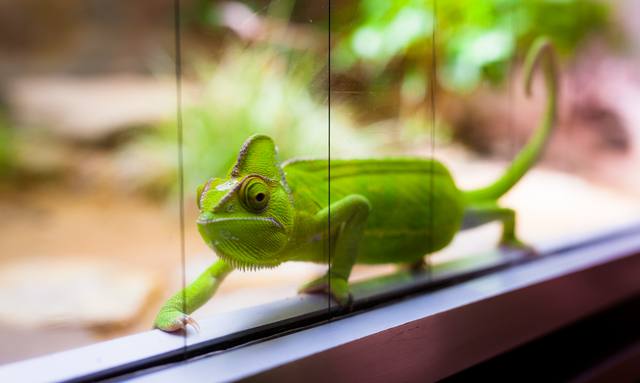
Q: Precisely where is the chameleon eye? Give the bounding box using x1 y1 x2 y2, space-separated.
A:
240 177 270 212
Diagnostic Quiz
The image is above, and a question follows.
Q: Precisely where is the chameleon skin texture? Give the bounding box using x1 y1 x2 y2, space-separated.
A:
154 38 558 332
282 159 464 264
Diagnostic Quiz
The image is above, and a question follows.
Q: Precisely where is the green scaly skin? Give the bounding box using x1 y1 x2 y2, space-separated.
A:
154 38 558 332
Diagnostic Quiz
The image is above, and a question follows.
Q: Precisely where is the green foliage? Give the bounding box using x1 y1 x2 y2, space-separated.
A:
334 0 611 92
333 0 434 73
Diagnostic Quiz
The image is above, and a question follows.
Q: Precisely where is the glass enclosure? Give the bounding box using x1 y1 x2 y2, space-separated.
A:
1 0 640 370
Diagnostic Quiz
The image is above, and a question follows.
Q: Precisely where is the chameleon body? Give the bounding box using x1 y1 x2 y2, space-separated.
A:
155 38 557 332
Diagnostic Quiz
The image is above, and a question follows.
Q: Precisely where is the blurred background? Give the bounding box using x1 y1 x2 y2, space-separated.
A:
1 0 640 364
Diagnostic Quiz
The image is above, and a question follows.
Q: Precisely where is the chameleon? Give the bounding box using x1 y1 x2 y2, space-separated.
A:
154 38 557 332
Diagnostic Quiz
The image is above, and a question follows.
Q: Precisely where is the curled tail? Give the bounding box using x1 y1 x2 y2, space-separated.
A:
464 37 559 202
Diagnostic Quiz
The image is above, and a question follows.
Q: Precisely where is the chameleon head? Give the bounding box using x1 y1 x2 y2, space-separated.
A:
196 135 295 270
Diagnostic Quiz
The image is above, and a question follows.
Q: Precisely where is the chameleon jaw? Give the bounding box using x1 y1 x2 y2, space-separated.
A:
213 250 283 271
196 214 289 271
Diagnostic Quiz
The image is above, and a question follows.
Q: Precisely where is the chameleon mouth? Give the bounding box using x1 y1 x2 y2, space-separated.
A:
196 216 285 232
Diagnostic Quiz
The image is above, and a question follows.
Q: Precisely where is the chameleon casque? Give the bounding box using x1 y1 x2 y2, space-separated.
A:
155 38 557 332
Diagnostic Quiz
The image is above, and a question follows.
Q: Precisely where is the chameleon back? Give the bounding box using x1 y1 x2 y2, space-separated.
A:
282 158 465 264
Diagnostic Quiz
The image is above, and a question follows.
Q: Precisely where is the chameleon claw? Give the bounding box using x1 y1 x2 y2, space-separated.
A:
329 290 353 310
182 315 200 333
340 293 355 311
154 310 200 333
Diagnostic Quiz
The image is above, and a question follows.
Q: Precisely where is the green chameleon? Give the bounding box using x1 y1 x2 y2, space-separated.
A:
155 38 557 332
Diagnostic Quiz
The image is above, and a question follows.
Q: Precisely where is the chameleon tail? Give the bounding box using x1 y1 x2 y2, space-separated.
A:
464 37 559 202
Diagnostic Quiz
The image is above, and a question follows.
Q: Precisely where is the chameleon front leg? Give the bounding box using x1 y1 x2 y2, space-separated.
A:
298 195 371 306
462 202 530 250
154 260 233 332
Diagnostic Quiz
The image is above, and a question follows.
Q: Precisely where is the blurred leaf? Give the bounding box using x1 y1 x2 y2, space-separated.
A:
334 0 612 91
443 28 514 91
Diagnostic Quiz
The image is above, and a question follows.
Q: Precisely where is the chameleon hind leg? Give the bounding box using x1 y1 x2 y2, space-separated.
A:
298 194 371 306
462 202 532 251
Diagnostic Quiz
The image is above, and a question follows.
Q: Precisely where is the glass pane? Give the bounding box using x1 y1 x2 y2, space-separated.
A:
329 0 441 283
163 0 333 344
0 2 179 362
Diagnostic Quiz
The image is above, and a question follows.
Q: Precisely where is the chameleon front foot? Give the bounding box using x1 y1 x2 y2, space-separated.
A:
154 310 200 333
298 274 353 307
